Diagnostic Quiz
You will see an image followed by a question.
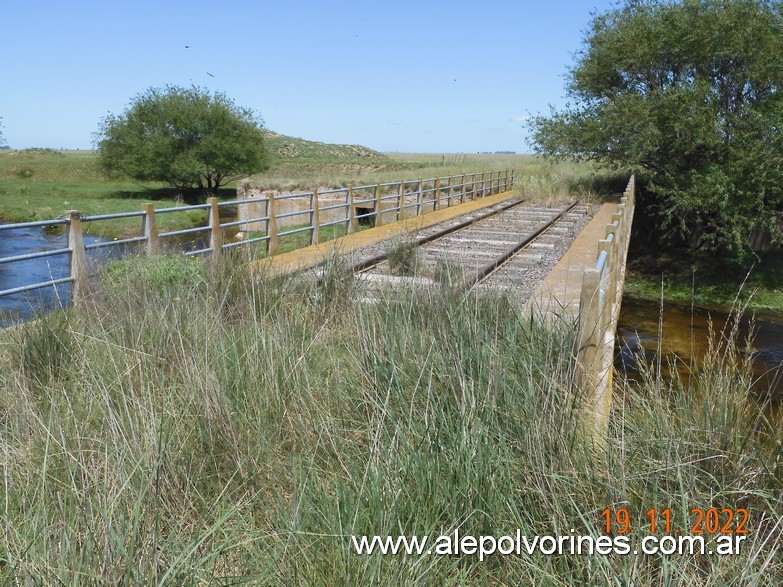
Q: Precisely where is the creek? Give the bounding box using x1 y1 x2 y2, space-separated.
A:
616 298 783 405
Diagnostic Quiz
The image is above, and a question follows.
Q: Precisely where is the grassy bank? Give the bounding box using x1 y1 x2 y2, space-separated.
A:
0 149 209 237
625 247 783 318
1 254 780 584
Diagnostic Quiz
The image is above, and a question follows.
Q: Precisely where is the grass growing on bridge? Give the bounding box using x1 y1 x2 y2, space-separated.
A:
1 254 780 584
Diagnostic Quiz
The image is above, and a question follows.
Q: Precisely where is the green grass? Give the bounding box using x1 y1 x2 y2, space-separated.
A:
626 248 783 318
0 254 780 584
262 130 387 160
0 149 208 237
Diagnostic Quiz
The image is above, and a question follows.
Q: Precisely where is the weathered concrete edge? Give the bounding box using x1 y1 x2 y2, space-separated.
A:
255 189 521 277
525 203 618 319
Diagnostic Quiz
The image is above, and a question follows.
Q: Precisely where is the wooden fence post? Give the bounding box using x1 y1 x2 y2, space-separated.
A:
268 193 279 256
597 238 614 334
66 210 88 301
347 185 356 234
397 180 405 220
142 203 159 255
433 177 441 210
576 267 603 397
448 177 455 207
416 179 423 216
207 197 222 259
611 213 623 262
310 188 321 245
374 182 384 227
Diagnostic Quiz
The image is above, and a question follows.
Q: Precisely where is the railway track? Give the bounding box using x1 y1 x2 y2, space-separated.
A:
349 198 592 301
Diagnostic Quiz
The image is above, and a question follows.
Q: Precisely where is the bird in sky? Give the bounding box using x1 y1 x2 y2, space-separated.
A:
206 72 215 78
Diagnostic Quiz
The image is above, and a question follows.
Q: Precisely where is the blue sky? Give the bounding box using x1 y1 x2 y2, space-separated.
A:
1 0 616 153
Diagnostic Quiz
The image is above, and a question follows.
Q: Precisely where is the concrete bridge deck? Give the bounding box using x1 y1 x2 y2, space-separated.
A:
258 188 618 317
257 189 522 277
528 202 619 316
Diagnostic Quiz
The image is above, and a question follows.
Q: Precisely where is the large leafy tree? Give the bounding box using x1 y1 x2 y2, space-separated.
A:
96 86 269 194
530 0 783 257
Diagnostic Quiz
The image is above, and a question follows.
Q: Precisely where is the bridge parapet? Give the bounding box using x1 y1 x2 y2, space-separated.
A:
575 175 636 437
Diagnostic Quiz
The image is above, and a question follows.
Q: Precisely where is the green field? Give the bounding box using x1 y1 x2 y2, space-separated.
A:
0 144 622 238
0 149 209 236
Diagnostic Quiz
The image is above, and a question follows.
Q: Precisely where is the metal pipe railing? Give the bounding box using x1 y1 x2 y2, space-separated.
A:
1 169 515 310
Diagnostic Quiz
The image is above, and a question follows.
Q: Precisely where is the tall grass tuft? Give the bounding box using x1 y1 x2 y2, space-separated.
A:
0 255 780 584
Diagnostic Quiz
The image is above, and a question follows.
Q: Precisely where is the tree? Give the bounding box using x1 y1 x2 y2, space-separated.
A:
0 117 5 147
530 0 783 258
96 86 270 194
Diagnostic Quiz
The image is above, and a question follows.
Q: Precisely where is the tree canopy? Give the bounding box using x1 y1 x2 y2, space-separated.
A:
96 86 269 194
530 0 783 257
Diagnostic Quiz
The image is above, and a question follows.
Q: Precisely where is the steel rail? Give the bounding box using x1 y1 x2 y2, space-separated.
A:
463 201 580 291
351 197 530 274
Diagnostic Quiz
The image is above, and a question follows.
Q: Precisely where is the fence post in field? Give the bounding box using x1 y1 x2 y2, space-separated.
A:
374 182 384 227
459 174 466 203
447 176 455 207
142 203 159 255
268 193 279 256
346 185 356 234
416 179 423 216
433 177 441 210
66 210 88 301
511 169 515 190
310 188 321 245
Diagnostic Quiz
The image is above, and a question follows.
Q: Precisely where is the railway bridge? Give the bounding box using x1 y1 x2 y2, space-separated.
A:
260 175 636 436
1 170 635 435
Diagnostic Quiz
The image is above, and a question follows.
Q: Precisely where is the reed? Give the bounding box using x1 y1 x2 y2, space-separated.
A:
0 253 779 584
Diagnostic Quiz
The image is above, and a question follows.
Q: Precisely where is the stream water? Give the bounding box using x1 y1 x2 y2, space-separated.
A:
616 298 783 403
0 225 120 325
